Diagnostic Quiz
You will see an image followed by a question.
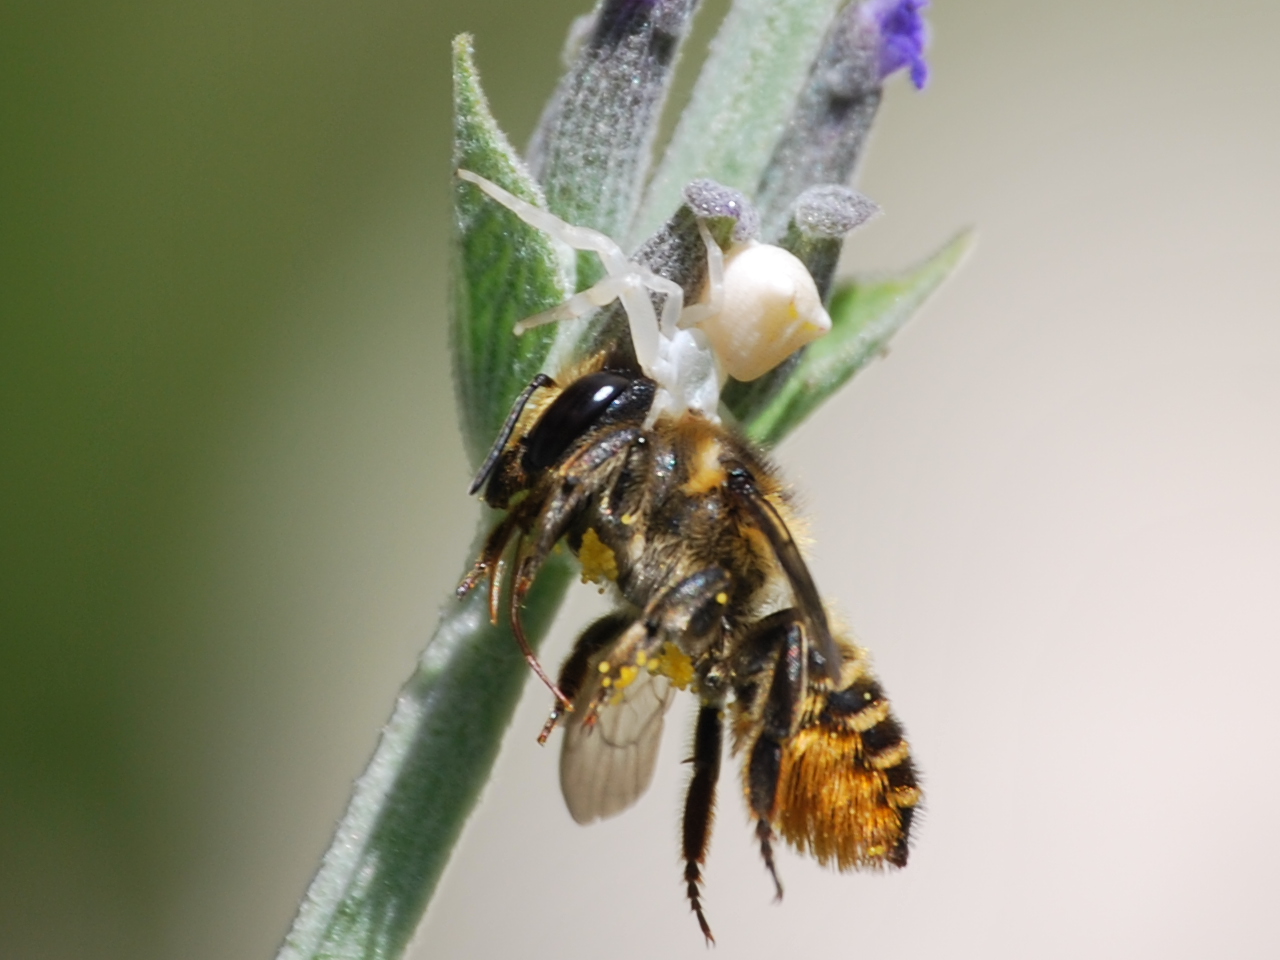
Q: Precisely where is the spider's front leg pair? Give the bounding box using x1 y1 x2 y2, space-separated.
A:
456 169 724 378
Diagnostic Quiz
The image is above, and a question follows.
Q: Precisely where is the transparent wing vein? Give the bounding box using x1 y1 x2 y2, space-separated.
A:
559 669 675 824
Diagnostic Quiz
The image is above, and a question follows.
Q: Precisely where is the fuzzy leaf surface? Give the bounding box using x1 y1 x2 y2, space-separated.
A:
634 0 845 244
452 35 568 468
276 548 572 960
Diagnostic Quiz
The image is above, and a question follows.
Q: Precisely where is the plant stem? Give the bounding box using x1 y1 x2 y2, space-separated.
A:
277 522 572 960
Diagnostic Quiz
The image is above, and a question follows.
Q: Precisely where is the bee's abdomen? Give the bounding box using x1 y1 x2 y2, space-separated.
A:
774 670 921 870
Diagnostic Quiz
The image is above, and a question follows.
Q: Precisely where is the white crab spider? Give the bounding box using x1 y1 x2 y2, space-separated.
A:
457 169 831 422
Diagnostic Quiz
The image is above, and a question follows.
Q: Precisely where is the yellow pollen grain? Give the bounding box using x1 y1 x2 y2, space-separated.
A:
653 641 694 689
635 651 647 666
620 513 635 526
578 528 618 585
615 665 639 690
601 677 612 688
715 592 728 605
598 661 610 673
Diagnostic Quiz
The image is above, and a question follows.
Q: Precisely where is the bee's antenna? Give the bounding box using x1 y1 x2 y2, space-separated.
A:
468 373 556 496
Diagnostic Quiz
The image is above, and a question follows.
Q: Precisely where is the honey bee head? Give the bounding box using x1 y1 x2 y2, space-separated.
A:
472 367 656 506
522 370 654 473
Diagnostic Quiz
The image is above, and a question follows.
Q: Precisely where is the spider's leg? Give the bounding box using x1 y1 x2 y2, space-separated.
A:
677 220 725 328
642 268 685 339
617 279 661 374
513 275 633 334
456 169 630 274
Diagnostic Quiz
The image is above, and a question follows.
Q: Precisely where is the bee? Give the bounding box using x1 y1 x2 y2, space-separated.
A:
456 169 921 941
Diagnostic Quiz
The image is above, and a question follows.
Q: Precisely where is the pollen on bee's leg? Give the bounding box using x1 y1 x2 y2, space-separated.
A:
578 528 619 585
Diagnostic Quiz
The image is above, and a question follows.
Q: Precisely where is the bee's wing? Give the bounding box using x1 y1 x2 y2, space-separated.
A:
559 667 675 824
726 468 842 681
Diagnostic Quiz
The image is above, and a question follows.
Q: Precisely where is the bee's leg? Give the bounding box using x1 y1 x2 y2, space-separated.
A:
457 483 556 624
507 431 640 631
456 507 523 618
644 565 732 646
469 433 638 710
510 444 629 604
682 700 723 945
733 609 800 677
505 457 630 708
537 612 631 744
504 532 574 710
742 611 806 901
460 499 574 709
585 566 731 718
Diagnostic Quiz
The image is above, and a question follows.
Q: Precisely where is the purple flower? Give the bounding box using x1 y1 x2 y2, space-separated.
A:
862 0 930 89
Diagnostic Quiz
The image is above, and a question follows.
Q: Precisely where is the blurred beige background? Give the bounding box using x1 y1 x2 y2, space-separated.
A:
3 1 1278 958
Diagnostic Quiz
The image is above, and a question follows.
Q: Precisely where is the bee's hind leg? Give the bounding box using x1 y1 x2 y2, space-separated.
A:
583 566 732 719
740 611 807 901
538 612 631 744
682 701 723 944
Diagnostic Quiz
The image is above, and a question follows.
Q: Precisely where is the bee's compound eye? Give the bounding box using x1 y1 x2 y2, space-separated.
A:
523 371 651 471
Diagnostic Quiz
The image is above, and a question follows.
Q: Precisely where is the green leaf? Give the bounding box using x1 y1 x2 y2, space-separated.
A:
528 0 702 248
451 34 569 468
277 532 574 960
275 40 583 960
742 230 974 447
632 0 845 245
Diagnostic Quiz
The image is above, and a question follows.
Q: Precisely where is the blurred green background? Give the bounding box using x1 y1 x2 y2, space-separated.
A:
2 0 587 956
5 1 1280 959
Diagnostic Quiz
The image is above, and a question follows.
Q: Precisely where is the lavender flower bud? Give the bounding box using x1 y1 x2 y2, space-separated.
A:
754 0 930 239
866 0 930 89
528 0 701 247
782 183 880 298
